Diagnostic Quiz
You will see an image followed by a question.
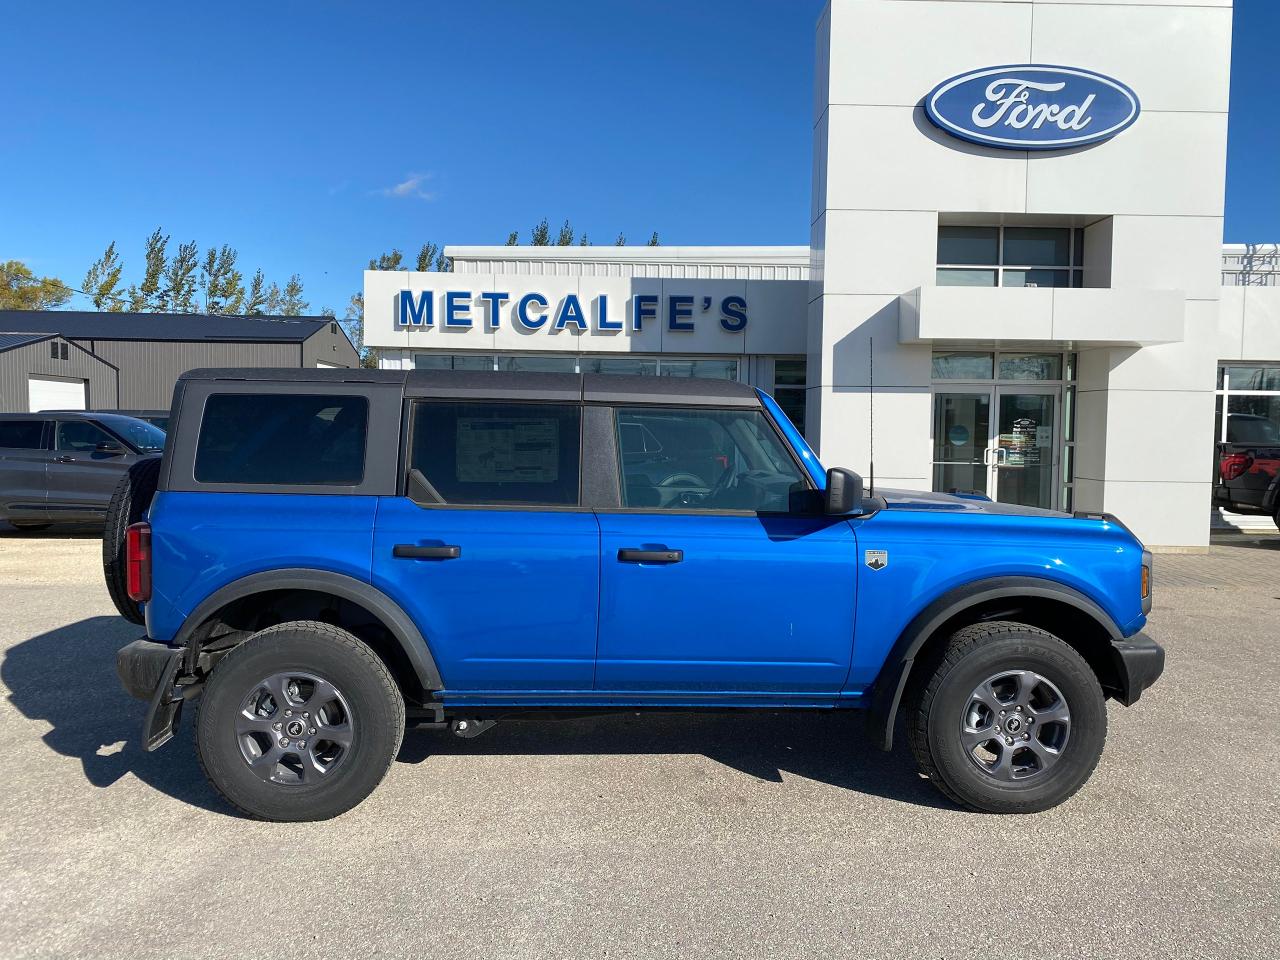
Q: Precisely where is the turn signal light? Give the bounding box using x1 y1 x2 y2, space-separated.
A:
1221 453 1253 481
1140 563 1151 600
125 522 152 603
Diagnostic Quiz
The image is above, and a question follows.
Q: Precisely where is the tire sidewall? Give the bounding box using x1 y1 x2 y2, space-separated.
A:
927 634 1106 812
197 628 402 821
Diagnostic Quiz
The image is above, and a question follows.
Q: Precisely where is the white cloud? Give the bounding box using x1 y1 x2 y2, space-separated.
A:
377 172 435 201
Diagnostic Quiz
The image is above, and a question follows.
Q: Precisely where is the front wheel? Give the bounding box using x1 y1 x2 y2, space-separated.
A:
195 621 405 821
906 621 1107 814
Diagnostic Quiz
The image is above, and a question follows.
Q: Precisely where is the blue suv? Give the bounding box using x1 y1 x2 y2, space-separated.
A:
113 368 1162 821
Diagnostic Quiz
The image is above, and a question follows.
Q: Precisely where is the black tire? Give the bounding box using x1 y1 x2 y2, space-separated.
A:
102 456 161 624
195 621 405 821
906 621 1107 814
7 520 52 531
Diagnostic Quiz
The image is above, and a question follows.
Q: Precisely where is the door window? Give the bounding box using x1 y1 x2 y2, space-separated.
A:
614 407 807 512
0 420 47 449
409 401 581 506
932 393 991 495
55 421 115 452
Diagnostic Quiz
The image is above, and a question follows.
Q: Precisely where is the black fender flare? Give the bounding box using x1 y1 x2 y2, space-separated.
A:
174 568 443 691
865 576 1122 752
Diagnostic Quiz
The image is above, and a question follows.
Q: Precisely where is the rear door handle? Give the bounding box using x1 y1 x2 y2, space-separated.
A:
617 548 683 564
392 544 461 560
54 455 75 463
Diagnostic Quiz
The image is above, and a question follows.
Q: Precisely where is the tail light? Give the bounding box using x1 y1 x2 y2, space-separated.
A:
1221 453 1253 481
125 522 152 603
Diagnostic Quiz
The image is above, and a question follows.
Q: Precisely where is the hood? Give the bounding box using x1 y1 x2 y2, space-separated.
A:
876 487 1069 519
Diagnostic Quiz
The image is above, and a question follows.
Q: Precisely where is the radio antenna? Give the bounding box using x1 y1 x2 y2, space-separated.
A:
868 336 875 496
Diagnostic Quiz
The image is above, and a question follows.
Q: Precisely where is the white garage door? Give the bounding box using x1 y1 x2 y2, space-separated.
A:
28 375 87 412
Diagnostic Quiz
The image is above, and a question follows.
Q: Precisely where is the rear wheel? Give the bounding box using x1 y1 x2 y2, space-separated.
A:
195 621 405 821
906 621 1107 814
102 456 161 623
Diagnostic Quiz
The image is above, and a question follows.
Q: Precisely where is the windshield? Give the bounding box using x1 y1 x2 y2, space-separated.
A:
100 416 166 452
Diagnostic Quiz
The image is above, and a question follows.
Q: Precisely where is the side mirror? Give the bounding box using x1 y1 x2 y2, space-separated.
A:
95 441 124 455
824 467 865 515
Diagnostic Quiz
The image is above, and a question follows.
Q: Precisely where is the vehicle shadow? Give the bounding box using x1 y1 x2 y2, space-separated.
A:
0 523 101 539
397 712 954 811
5 617 953 816
2 616 230 814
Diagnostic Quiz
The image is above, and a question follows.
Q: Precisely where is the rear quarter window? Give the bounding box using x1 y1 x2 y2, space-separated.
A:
0 421 46 449
195 394 368 485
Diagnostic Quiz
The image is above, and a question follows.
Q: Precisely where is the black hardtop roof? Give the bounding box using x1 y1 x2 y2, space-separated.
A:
0 410 151 421
177 367 760 406
0 310 334 343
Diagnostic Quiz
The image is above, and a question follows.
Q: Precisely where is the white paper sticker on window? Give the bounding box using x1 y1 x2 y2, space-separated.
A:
456 418 559 483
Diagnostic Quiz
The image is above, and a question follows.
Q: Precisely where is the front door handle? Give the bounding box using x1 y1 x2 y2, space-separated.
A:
392 544 461 560
617 548 683 564
54 455 75 463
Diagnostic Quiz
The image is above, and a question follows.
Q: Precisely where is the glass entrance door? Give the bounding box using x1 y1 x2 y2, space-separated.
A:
931 387 1060 509
932 392 993 497
993 388 1058 510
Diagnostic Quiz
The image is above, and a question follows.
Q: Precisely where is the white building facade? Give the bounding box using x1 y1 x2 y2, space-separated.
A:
366 0 1279 549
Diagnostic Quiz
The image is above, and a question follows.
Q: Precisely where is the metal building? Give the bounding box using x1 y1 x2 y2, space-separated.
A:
0 311 358 411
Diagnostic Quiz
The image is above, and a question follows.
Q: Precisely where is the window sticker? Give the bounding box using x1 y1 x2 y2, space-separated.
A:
456 418 560 483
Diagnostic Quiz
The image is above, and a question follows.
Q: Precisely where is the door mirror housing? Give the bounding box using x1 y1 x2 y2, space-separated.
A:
824 467 865 515
95 441 124 455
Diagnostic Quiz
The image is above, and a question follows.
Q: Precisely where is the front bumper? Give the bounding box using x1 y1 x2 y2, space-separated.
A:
116 638 197 751
1108 632 1165 706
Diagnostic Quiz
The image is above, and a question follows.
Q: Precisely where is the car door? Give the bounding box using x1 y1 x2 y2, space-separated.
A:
595 403 859 697
0 419 52 521
45 419 138 519
371 397 600 692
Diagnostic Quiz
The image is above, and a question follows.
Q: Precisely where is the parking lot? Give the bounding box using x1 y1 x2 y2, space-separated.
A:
0 529 1277 960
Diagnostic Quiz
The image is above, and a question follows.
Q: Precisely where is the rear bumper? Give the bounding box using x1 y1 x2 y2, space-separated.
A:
116 638 194 751
1109 633 1165 706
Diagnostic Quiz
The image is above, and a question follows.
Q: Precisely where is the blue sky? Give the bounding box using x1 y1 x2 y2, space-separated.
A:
1 0 1276 315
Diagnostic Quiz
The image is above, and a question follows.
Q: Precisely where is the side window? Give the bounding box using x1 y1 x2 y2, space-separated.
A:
0 420 47 450
615 406 808 512
56 421 114 452
195 394 368 485
409 401 581 507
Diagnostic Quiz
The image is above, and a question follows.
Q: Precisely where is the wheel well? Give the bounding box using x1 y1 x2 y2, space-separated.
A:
910 596 1122 698
190 589 429 705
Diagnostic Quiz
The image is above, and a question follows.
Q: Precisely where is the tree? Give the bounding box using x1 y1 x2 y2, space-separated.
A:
579 233 590 246
416 243 438 272
199 245 244 314
82 242 124 310
615 232 626 246
556 219 574 246
530 218 550 246
164 241 199 312
648 231 660 247
368 250 403 272
264 282 283 316
128 228 169 311
243 269 268 315
343 291 379 369
505 231 519 246
0 260 72 310
281 274 308 316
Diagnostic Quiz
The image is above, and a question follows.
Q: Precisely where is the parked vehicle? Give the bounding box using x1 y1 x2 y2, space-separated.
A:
48 408 171 431
0 412 165 530
1214 413 1280 530
113 368 1162 821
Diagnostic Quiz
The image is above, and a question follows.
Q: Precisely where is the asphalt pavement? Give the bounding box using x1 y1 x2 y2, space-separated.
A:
1 527 1277 959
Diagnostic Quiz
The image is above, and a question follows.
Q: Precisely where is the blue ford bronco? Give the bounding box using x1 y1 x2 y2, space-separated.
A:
110 368 1162 821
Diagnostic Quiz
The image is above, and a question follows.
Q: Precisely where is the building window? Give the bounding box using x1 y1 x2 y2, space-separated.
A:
410 353 740 381
772 358 807 434
1214 364 1280 506
49 341 68 360
937 225 1085 288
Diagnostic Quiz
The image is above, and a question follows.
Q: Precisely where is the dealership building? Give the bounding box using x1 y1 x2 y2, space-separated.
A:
363 0 1276 548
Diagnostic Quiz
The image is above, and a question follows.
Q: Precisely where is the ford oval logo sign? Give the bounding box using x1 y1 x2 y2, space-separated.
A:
925 64 1140 151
